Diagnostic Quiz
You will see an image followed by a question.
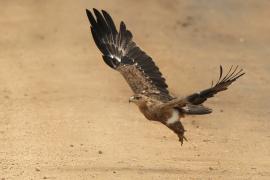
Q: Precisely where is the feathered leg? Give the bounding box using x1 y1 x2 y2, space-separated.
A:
163 120 187 145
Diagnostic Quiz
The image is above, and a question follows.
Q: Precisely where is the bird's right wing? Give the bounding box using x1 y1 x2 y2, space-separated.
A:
86 9 172 102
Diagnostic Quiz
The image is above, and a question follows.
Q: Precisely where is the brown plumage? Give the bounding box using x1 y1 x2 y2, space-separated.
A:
86 9 245 144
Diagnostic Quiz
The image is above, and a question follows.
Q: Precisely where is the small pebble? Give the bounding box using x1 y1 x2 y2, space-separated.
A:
181 22 190 27
35 168 40 172
98 150 103 154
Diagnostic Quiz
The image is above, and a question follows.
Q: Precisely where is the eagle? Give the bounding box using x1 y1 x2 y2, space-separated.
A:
85 8 245 144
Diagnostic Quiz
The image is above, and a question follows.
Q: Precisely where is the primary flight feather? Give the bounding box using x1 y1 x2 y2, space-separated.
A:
86 8 245 144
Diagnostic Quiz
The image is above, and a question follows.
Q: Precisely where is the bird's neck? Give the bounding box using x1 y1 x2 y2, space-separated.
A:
137 101 148 110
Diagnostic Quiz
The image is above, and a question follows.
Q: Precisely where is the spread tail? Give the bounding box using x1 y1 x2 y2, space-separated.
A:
183 104 212 115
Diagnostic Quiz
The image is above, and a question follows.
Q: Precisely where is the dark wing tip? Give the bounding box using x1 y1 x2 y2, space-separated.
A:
214 65 245 90
101 9 108 15
216 65 245 82
86 8 94 19
86 9 98 28
232 71 245 81
101 9 118 34
217 65 223 84
93 8 104 21
93 8 99 13
120 21 126 27
120 21 127 33
85 9 92 20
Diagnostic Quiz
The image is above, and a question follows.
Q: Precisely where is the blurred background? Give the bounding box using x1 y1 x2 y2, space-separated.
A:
0 0 269 179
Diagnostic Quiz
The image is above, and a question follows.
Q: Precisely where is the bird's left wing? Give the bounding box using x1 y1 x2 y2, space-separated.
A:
157 65 245 110
186 65 245 105
86 9 172 102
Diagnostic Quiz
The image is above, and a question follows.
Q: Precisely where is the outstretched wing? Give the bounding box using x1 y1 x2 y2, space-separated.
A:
186 65 245 105
86 9 172 102
157 66 244 110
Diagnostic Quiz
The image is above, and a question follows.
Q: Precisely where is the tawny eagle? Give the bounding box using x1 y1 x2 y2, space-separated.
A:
86 9 245 144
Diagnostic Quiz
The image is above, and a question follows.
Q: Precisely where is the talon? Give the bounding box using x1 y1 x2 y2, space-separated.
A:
178 135 187 145
179 137 183 145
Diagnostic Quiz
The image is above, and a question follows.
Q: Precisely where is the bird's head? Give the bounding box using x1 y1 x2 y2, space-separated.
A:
129 94 147 105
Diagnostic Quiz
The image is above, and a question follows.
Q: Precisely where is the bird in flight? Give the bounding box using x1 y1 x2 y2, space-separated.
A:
85 8 245 144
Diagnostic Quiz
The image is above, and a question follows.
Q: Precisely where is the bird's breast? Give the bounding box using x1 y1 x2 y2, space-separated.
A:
138 103 157 120
138 103 180 124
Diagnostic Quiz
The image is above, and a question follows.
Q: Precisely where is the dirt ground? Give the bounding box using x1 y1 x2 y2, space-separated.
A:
0 0 269 179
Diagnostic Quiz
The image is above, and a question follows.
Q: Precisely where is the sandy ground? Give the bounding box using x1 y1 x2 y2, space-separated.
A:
0 0 270 179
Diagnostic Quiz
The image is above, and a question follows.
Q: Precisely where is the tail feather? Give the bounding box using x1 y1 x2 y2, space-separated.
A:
182 104 212 115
